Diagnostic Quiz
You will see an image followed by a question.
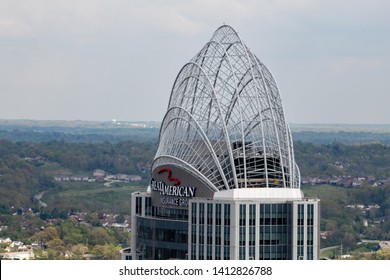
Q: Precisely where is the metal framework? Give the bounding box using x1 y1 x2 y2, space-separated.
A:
152 25 300 191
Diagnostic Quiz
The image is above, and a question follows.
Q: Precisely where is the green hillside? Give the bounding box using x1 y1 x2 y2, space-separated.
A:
1 126 390 259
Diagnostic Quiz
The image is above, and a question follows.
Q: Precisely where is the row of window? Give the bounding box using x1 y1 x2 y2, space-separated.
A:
134 195 317 260
136 196 190 220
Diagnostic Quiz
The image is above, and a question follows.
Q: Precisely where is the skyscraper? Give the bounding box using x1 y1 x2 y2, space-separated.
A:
121 25 320 260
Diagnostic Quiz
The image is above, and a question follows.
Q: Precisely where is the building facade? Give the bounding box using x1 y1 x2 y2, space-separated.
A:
121 25 320 260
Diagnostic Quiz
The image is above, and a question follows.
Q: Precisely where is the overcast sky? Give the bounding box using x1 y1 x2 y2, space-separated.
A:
0 0 389 124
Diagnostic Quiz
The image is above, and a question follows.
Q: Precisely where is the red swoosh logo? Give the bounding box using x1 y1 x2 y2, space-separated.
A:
158 168 180 186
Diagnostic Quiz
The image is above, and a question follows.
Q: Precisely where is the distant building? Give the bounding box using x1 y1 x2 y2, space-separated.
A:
54 176 70 182
115 174 142 182
129 175 142 182
115 174 131 181
70 175 89 182
122 25 320 260
93 169 106 177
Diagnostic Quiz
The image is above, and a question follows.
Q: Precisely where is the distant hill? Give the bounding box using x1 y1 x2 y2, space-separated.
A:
290 123 390 132
0 119 160 143
1 121 390 253
1 120 390 144
290 123 390 144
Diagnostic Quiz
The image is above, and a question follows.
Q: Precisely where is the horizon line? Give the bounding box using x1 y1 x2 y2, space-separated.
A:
1 118 390 126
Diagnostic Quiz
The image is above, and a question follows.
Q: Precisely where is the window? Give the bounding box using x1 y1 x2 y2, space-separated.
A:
207 203 213 225
216 204 221 225
224 204 230 226
136 197 142 215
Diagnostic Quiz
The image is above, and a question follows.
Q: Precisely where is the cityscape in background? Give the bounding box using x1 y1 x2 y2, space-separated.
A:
1 120 390 260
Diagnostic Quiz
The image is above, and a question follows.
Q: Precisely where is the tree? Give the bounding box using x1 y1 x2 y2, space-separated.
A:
91 244 121 260
58 220 86 246
33 226 68 259
85 212 102 227
46 238 66 259
341 232 356 250
88 227 116 246
372 249 390 260
34 227 59 244
70 244 88 260
63 231 84 247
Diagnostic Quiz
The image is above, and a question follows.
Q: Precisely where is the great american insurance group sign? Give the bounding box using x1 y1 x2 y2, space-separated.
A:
150 168 196 207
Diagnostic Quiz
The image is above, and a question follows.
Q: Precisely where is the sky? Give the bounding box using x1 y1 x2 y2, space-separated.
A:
0 0 389 124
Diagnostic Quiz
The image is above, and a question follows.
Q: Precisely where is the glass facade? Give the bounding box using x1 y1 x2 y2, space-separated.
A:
307 204 314 260
136 217 188 259
239 204 246 259
249 204 256 259
292 201 319 260
133 195 188 260
129 193 319 260
223 204 231 260
189 201 232 260
185 199 318 260
258 203 292 260
297 204 304 259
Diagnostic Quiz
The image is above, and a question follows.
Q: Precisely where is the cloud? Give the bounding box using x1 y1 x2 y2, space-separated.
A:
0 0 389 123
0 0 307 39
0 1 115 39
1 0 386 42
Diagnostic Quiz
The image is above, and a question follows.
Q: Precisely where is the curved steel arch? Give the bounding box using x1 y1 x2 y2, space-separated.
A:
153 25 301 191
157 106 230 190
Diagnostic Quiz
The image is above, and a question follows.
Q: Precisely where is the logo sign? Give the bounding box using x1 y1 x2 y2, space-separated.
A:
151 168 196 207
158 168 180 186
